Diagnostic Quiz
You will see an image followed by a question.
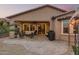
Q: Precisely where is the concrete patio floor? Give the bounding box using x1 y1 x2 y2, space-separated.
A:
0 36 74 55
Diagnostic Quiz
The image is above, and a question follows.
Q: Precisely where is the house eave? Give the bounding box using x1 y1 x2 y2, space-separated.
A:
6 5 67 19
51 10 75 21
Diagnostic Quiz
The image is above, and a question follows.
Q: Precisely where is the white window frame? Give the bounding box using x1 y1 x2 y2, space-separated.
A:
61 20 68 35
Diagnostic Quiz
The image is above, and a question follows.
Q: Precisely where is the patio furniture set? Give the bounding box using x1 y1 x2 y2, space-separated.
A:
14 30 37 39
12 25 56 40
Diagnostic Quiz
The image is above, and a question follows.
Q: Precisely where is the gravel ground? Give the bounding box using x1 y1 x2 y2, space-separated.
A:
0 36 74 55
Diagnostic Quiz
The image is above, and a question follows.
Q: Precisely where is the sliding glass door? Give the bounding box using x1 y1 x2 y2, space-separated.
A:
19 22 49 35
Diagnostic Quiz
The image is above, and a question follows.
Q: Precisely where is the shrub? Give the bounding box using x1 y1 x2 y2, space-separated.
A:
72 46 79 55
0 19 9 37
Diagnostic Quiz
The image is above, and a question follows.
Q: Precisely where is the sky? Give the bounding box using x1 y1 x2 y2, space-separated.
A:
0 4 79 18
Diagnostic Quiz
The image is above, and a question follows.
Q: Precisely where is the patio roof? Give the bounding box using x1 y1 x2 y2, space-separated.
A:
51 10 76 21
55 10 75 18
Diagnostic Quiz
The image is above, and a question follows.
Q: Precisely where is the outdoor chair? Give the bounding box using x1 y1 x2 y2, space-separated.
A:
32 30 38 39
34 30 37 35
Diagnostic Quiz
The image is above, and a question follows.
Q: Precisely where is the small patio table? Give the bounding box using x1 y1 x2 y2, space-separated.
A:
25 31 34 38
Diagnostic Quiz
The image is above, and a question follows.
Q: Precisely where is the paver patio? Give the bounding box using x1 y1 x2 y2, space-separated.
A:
0 36 74 55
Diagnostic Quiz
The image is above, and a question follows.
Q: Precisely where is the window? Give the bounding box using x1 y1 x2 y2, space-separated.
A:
24 24 29 31
62 19 79 34
30 24 35 31
62 20 69 33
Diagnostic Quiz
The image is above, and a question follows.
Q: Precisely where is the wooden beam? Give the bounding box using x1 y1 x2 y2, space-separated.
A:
58 16 79 21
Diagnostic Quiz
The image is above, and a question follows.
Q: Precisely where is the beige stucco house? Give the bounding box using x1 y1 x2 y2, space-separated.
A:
6 5 79 42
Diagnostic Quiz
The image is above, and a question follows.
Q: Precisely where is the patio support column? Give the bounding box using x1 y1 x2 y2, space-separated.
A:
9 21 15 38
50 20 53 30
69 24 74 45
70 25 74 34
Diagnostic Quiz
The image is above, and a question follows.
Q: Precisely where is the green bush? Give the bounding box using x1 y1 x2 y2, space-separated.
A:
72 46 79 55
0 19 9 36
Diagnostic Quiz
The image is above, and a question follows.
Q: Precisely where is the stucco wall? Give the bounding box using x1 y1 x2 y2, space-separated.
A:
55 11 75 43
54 18 61 40
8 7 64 30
